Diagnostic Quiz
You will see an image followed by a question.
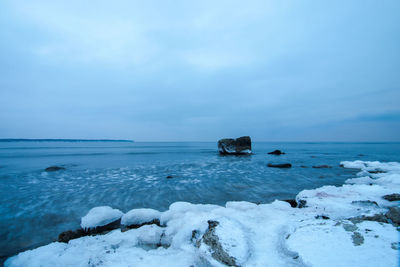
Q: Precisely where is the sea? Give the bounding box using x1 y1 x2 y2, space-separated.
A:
1 140 400 262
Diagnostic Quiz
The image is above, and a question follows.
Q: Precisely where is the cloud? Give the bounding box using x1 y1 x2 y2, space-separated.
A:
0 0 399 141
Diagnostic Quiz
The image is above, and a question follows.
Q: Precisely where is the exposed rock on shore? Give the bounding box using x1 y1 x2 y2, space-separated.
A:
197 220 238 266
386 207 400 225
218 136 251 155
383 193 400 201
282 199 297 208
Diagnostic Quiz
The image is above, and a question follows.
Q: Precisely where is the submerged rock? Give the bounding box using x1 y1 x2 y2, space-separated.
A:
218 136 251 155
267 163 292 168
44 166 65 172
268 150 285 155
312 165 332 169
383 193 400 202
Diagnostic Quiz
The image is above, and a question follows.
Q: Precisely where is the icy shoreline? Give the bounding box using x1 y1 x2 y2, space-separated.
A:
5 160 400 267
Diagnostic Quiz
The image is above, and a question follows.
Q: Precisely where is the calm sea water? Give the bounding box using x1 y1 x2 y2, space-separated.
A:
1 141 400 261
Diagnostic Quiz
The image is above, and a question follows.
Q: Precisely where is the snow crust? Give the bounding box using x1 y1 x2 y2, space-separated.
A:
6 160 400 267
121 208 161 226
80 206 123 230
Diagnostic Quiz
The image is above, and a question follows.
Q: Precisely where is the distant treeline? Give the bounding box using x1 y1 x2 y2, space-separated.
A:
0 139 134 142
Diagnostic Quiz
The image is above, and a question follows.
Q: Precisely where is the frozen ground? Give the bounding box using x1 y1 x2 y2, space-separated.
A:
5 160 400 267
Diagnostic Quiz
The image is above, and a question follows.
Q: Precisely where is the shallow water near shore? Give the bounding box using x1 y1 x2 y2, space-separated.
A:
1 141 400 261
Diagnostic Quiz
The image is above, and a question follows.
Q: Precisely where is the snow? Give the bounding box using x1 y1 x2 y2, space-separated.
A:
6 160 400 267
287 220 398 267
240 149 252 154
80 206 123 230
121 208 161 226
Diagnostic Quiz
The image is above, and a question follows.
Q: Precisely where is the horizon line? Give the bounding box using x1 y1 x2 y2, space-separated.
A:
0 138 399 143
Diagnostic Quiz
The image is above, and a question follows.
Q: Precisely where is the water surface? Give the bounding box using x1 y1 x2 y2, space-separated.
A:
1 141 399 261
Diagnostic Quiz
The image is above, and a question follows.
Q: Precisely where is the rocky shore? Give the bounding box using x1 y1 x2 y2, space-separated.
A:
5 160 400 267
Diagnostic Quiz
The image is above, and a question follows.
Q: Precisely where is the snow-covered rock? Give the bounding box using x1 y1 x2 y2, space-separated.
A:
5 160 400 267
121 208 161 227
80 206 123 230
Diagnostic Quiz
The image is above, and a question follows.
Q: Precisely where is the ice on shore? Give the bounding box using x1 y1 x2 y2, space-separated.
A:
6 160 400 267
80 206 123 230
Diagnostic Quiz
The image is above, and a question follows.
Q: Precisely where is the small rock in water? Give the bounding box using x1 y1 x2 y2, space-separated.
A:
44 166 66 172
383 193 400 201
268 150 285 155
218 136 251 155
267 163 292 168
312 165 332 169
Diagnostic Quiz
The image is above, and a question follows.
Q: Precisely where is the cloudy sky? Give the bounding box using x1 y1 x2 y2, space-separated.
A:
0 0 399 141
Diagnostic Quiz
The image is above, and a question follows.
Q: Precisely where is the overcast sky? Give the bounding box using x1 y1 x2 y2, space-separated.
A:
0 0 399 141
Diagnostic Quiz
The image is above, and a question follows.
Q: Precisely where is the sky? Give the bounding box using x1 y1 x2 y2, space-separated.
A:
0 0 399 141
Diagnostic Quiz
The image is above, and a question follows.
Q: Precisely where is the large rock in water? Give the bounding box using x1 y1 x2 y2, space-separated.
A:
218 136 251 155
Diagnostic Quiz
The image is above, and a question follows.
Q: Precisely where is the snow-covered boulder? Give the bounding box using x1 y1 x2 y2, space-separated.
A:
81 206 123 231
121 208 162 229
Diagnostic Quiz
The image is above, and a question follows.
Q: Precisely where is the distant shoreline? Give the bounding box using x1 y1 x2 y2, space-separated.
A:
0 139 134 142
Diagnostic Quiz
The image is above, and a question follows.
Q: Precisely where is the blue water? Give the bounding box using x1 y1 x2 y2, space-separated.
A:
1 141 400 261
